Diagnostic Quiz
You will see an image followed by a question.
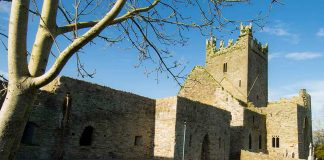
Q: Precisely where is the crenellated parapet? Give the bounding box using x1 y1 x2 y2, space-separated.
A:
251 38 269 55
206 23 268 61
239 22 253 36
299 89 311 108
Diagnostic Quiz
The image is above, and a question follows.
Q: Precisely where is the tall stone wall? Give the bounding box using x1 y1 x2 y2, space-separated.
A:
154 96 232 160
173 97 231 160
205 25 268 107
154 97 178 159
266 91 312 159
15 91 61 160
178 65 267 160
17 77 157 160
266 100 300 159
247 37 268 107
205 34 249 103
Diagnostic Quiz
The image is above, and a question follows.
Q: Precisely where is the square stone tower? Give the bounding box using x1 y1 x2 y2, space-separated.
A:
205 24 268 107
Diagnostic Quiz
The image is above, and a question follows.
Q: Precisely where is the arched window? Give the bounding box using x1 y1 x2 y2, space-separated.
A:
80 126 94 146
21 121 38 145
248 133 252 149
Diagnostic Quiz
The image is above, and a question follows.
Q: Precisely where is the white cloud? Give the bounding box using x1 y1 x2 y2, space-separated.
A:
260 22 300 44
268 52 281 60
269 51 322 61
0 1 11 14
269 80 324 130
285 52 322 60
316 28 324 37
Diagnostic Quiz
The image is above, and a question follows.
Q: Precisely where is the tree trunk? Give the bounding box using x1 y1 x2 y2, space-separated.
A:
0 84 36 160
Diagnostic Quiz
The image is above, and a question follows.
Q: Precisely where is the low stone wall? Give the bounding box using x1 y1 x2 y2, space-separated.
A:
241 150 299 160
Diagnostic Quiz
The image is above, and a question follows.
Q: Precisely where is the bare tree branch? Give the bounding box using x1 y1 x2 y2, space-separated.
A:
33 0 128 87
57 0 160 34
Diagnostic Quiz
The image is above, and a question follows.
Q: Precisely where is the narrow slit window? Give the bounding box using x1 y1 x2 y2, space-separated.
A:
276 137 280 148
258 135 262 149
248 134 252 149
239 80 241 87
223 63 228 73
272 136 280 148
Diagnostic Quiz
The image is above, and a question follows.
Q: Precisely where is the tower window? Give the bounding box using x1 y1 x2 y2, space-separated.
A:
276 137 280 148
239 80 241 87
272 136 280 148
223 63 228 73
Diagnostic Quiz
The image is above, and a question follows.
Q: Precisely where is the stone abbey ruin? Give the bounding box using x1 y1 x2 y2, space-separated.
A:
2 24 312 160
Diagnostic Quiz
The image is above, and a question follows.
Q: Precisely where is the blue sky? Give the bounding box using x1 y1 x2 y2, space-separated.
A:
0 0 323 130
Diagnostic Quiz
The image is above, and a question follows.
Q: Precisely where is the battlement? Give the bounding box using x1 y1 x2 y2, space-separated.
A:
206 23 268 59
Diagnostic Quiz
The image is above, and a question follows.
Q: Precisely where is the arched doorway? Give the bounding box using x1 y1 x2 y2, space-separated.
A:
201 134 210 160
80 126 94 146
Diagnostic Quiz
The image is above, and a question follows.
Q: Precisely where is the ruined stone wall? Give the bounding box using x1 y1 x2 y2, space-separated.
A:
241 150 297 160
179 66 244 127
242 108 267 152
296 90 312 159
266 91 312 159
178 65 267 159
266 100 300 159
173 97 231 160
17 76 156 160
154 96 231 160
297 105 312 159
154 97 178 159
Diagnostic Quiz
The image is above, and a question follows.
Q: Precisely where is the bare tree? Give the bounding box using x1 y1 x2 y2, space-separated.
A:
0 0 275 159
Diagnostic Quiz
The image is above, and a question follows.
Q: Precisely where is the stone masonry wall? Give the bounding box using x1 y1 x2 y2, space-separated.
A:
266 99 300 159
247 37 268 107
154 96 231 160
205 34 249 103
16 91 61 160
154 97 178 159
266 91 312 159
17 76 156 160
241 150 296 160
173 97 231 160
